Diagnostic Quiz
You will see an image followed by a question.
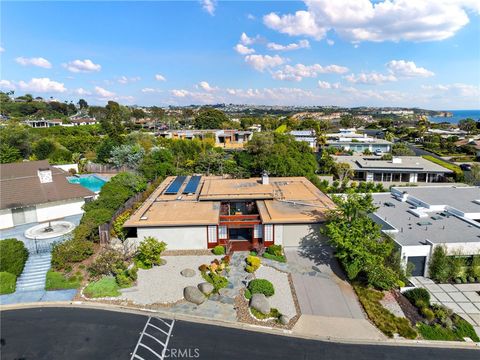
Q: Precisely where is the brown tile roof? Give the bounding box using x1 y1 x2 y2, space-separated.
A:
0 160 94 210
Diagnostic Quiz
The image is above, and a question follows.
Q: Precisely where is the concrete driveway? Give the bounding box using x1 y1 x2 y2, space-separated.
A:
285 247 364 319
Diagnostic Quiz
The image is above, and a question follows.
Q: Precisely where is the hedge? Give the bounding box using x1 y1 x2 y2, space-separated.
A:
0 272 17 294
421 155 463 180
248 279 275 297
0 238 29 277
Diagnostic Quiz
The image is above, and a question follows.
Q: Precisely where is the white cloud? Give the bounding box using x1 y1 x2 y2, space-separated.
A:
266 39 310 51
244 54 286 72
344 72 397 85
272 63 349 81
18 78 66 93
0 80 15 90
15 57 52 69
201 0 216 16
318 81 340 89
118 75 141 84
387 60 434 78
155 74 167 81
326 39 335 46
74 88 92 96
63 59 101 73
240 32 261 46
263 0 477 42
94 86 115 98
170 89 215 103
234 44 255 55
171 89 190 98
0 46 4 53
422 83 480 97
197 81 216 92
141 88 160 93
247 14 256 20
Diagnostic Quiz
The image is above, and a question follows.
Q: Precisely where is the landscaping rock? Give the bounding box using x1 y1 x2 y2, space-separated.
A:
198 282 214 295
250 293 270 315
279 315 289 325
184 286 205 305
181 268 195 277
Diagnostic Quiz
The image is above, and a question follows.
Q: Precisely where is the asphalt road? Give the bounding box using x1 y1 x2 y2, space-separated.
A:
1 307 478 360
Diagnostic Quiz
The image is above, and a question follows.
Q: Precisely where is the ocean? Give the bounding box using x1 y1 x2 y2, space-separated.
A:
428 110 480 124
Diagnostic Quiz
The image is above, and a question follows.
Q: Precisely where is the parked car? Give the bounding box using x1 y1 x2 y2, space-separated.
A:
374 149 384 156
460 163 472 171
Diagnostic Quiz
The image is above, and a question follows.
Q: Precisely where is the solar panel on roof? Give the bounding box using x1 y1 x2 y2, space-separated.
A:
183 176 201 194
164 176 187 194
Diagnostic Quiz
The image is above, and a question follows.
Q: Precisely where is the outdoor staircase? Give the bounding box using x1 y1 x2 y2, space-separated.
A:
15 253 51 292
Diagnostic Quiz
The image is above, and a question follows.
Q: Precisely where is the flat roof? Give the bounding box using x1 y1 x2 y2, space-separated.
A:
393 186 480 214
332 155 453 173
371 193 480 246
125 176 335 227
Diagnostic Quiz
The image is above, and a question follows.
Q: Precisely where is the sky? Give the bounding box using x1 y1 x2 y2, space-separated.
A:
1 0 479 109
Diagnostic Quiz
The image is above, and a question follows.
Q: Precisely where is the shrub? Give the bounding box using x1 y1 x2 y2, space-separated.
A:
0 238 29 277
83 276 120 298
468 276 475 283
263 252 286 263
421 307 435 322
88 249 125 278
403 288 431 308
0 272 16 294
250 307 281 320
244 288 252 300
418 323 458 341
452 314 480 342
111 210 132 240
202 271 228 292
45 271 81 290
51 238 94 270
367 265 399 290
449 256 467 280
469 255 480 278
248 279 275 297
212 245 225 255
428 246 451 283
266 245 283 257
115 267 137 288
245 255 261 273
135 237 166 269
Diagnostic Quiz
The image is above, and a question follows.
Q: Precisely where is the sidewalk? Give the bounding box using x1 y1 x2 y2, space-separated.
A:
0 289 77 305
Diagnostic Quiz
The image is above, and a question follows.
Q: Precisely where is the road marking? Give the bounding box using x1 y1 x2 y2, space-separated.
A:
130 316 175 360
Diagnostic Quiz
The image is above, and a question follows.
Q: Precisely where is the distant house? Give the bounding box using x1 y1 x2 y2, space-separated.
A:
332 155 453 183
157 129 253 149
455 138 480 158
290 130 317 149
0 160 94 229
69 117 98 126
24 119 63 128
326 128 392 154
371 186 480 277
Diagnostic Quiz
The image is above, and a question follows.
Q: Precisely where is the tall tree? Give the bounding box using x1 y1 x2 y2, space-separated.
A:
78 99 88 110
194 108 229 129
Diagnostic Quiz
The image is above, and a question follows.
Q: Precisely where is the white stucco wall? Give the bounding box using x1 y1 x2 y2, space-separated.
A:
274 224 283 245
136 226 208 250
281 223 322 247
53 163 78 173
36 199 86 222
0 209 14 230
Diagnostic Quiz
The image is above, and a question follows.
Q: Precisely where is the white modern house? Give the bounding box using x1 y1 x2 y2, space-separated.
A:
326 128 392 154
0 160 94 229
371 186 480 277
290 130 317 149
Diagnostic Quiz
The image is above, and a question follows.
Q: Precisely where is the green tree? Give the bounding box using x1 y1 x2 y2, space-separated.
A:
340 114 364 129
194 108 229 129
78 99 88 109
100 101 125 143
110 144 145 169
139 148 175 181
334 162 353 182
458 118 477 133
0 144 21 163
33 138 56 160
428 246 451 283
392 143 415 156
135 237 167 269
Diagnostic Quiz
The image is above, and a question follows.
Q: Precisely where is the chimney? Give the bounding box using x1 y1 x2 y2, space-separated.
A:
261 170 269 185
37 167 53 183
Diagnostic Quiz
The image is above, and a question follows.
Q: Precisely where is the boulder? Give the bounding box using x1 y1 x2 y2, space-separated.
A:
181 268 196 277
250 293 270 315
184 286 205 305
279 315 289 325
198 282 214 295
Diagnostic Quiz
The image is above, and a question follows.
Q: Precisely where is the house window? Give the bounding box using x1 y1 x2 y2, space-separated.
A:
218 225 227 239
254 224 263 238
208 226 217 243
264 224 273 242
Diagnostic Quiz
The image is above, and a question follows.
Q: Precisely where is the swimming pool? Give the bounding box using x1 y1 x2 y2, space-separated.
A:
67 174 107 193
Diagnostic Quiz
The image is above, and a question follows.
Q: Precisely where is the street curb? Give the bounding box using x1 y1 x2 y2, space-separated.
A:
1 301 479 349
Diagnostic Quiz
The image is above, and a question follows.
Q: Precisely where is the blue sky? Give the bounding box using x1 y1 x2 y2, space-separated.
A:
1 0 479 109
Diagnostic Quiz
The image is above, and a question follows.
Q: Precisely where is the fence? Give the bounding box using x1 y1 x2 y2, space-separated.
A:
26 239 59 254
85 163 129 174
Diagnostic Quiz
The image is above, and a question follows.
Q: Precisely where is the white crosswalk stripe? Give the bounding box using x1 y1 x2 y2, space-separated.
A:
130 317 175 360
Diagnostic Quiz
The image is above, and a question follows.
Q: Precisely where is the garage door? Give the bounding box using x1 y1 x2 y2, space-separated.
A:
408 256 426 277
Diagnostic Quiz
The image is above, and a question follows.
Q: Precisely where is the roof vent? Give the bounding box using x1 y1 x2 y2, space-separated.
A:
392 157 402 164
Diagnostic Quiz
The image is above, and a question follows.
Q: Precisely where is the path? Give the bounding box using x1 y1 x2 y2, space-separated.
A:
16 253 51 291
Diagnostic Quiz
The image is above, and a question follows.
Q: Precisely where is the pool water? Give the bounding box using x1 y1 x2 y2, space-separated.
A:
67 175 107 193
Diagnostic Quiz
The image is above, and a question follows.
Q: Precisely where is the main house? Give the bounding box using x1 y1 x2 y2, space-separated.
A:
371 186 480 277
124 174 335 252
0 160 94 229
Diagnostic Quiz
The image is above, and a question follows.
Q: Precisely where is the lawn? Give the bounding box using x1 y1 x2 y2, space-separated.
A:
83 276 121 298
0 272 16 294
421 155 463 178
45 271 81 291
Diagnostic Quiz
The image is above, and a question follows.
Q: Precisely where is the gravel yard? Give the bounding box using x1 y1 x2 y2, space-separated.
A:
256 265 297 319
119 255 218 305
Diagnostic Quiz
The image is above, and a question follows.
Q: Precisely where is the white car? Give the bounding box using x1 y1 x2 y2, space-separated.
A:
374 150 383 156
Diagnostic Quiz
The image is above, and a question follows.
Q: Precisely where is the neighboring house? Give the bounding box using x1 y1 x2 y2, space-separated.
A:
290 130 317 149
157 129 253 149
326 128 392 154
371 186 480 277
124 174 335 252
24 119 63 128
0 160 94 229
69 117 98 126
455 138 480 157
332 155 453 183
